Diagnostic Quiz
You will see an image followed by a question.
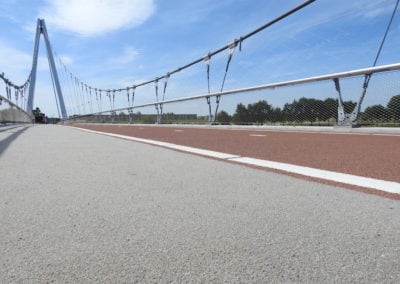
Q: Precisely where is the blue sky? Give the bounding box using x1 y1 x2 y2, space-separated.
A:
0 0 399 117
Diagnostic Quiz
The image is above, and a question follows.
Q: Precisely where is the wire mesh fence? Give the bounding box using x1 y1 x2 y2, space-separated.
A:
56 0 400 128
65 63 400 127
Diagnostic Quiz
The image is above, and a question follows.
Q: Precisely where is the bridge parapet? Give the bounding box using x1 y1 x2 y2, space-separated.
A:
0 94 32 124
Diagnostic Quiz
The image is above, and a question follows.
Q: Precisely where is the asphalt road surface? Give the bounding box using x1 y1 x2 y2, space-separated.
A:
1 124 399 283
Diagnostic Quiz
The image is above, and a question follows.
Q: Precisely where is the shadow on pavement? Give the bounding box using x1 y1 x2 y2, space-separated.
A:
0 125 31 157
0 124 29 133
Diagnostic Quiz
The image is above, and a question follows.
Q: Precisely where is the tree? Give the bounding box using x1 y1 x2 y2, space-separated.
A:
247 100 273 124
343 100 356 114
320 98 338 121
216 110 231 124
282 101 296 122
387 94 400 121
232 103 249 124
281 98 322 123
299 98 322 122
32 107 46 123
362 104 388 121
270 107 282 123
32 107 41 117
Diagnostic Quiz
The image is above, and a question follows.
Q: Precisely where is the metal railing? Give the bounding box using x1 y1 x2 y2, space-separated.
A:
65 62 400 127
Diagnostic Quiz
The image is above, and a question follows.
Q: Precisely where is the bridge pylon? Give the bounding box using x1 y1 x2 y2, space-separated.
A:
27 19 67 120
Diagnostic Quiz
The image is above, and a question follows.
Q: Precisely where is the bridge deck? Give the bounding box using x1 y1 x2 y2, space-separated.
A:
1 124 400 282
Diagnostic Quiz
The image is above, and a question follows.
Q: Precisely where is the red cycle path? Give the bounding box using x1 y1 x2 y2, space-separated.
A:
72 124 400 185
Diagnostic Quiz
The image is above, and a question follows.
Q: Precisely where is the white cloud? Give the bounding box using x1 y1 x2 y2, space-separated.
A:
39 0 155 37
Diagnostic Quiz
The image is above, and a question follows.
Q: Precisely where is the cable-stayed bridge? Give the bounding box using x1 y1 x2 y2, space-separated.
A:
1 0 399 127
1 1 400 282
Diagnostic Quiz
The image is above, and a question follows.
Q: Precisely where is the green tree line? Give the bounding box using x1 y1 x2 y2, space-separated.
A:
216 94 400 125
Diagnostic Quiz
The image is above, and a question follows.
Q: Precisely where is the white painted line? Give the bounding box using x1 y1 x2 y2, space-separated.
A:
372 133 400 137
228 157 400 194
164 144 240 159
249 134 266 137
174 129 184 132
71 126 400 195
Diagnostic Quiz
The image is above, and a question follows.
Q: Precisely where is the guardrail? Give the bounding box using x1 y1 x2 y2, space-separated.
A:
65 62 400 127
0 94 33 124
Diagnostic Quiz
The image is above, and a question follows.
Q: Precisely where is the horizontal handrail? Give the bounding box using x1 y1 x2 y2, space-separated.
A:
68 62 400 119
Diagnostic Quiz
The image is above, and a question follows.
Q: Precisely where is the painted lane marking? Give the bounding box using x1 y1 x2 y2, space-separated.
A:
372 133 400 137
228 157 400 194
71 127 400 195
226 128 400 137
174 129 184 132
249 134 266 137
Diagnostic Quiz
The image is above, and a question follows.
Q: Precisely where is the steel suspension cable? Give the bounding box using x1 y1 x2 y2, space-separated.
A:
98 89 102 112
160 74 170 119
71 75 81 114
351 0 399 122
56 56 75 115
56 55 79 114
372 0 399 68
363 0 399 86
88 86 93 113
48 55 61 118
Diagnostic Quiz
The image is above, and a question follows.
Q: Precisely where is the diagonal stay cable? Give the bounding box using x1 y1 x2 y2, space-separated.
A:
351 0 399 122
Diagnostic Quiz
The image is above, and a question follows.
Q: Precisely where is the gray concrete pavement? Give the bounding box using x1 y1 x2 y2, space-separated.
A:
1 124 400 283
